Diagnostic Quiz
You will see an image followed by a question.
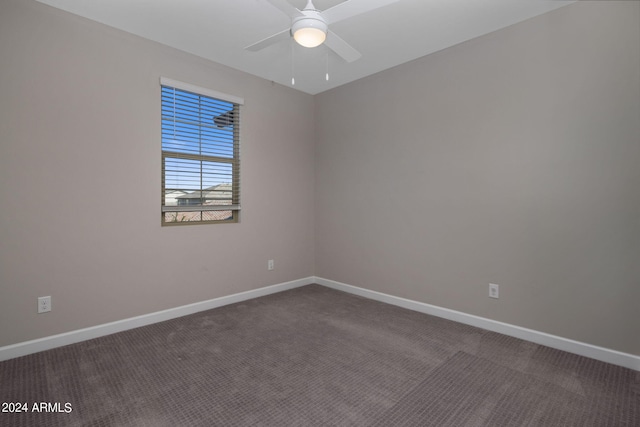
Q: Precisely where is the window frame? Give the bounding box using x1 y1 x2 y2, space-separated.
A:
160 78 243 226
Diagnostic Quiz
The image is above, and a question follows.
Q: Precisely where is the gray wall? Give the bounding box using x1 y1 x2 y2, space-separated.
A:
315 1 640 356
0 0 315 347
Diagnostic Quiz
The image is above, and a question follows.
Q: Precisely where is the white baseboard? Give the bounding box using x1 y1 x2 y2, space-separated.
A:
0 277 313 362
313 276 640 371
3 276 638 371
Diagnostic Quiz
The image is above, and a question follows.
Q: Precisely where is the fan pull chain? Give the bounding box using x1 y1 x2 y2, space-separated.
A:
325 51 329 81
291 41 295 85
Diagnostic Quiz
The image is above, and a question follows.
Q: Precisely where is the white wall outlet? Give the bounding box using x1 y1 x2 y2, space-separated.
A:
38 296 52 313
267 259 274 271
489 283 499 299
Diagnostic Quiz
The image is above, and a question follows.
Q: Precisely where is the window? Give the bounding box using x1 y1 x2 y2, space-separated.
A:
161 78 242 225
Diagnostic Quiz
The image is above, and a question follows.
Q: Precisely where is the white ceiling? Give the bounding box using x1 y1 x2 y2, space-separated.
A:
35 0 575 95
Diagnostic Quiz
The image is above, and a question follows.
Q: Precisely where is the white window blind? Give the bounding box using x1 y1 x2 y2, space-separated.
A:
161 79 242 225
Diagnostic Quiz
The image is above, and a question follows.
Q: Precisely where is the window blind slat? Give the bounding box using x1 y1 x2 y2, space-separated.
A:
160 77 244 105
162 205 241 213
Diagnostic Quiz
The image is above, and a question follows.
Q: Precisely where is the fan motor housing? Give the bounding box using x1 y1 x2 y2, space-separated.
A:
291 11 328 48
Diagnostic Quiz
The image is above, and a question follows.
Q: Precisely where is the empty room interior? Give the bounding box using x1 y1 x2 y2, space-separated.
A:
0 0 638 425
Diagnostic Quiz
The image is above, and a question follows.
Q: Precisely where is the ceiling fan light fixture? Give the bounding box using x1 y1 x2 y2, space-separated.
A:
292 18 327 48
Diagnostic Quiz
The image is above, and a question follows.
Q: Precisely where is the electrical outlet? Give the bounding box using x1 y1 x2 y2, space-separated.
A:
38 296 52 313
267 259 274 271
489 284 499 299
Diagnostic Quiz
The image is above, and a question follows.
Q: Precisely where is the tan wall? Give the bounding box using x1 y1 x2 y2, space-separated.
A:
315 1 640 356
0 0 316 347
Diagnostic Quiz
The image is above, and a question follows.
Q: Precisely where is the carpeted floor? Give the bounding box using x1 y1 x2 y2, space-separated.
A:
1 284 638 426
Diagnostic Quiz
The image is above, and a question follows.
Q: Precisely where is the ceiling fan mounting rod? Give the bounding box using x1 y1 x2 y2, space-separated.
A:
302 0 319 13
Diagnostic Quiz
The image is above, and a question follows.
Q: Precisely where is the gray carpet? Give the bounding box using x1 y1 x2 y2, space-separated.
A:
0 284 638 426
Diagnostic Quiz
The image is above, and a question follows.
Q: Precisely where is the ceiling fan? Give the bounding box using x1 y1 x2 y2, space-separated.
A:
245 0 400 63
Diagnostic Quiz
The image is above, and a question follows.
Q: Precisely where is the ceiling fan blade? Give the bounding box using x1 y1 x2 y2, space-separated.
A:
245 29 291 51
324 30 362 63
323 0 400 25
265 0 304 19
